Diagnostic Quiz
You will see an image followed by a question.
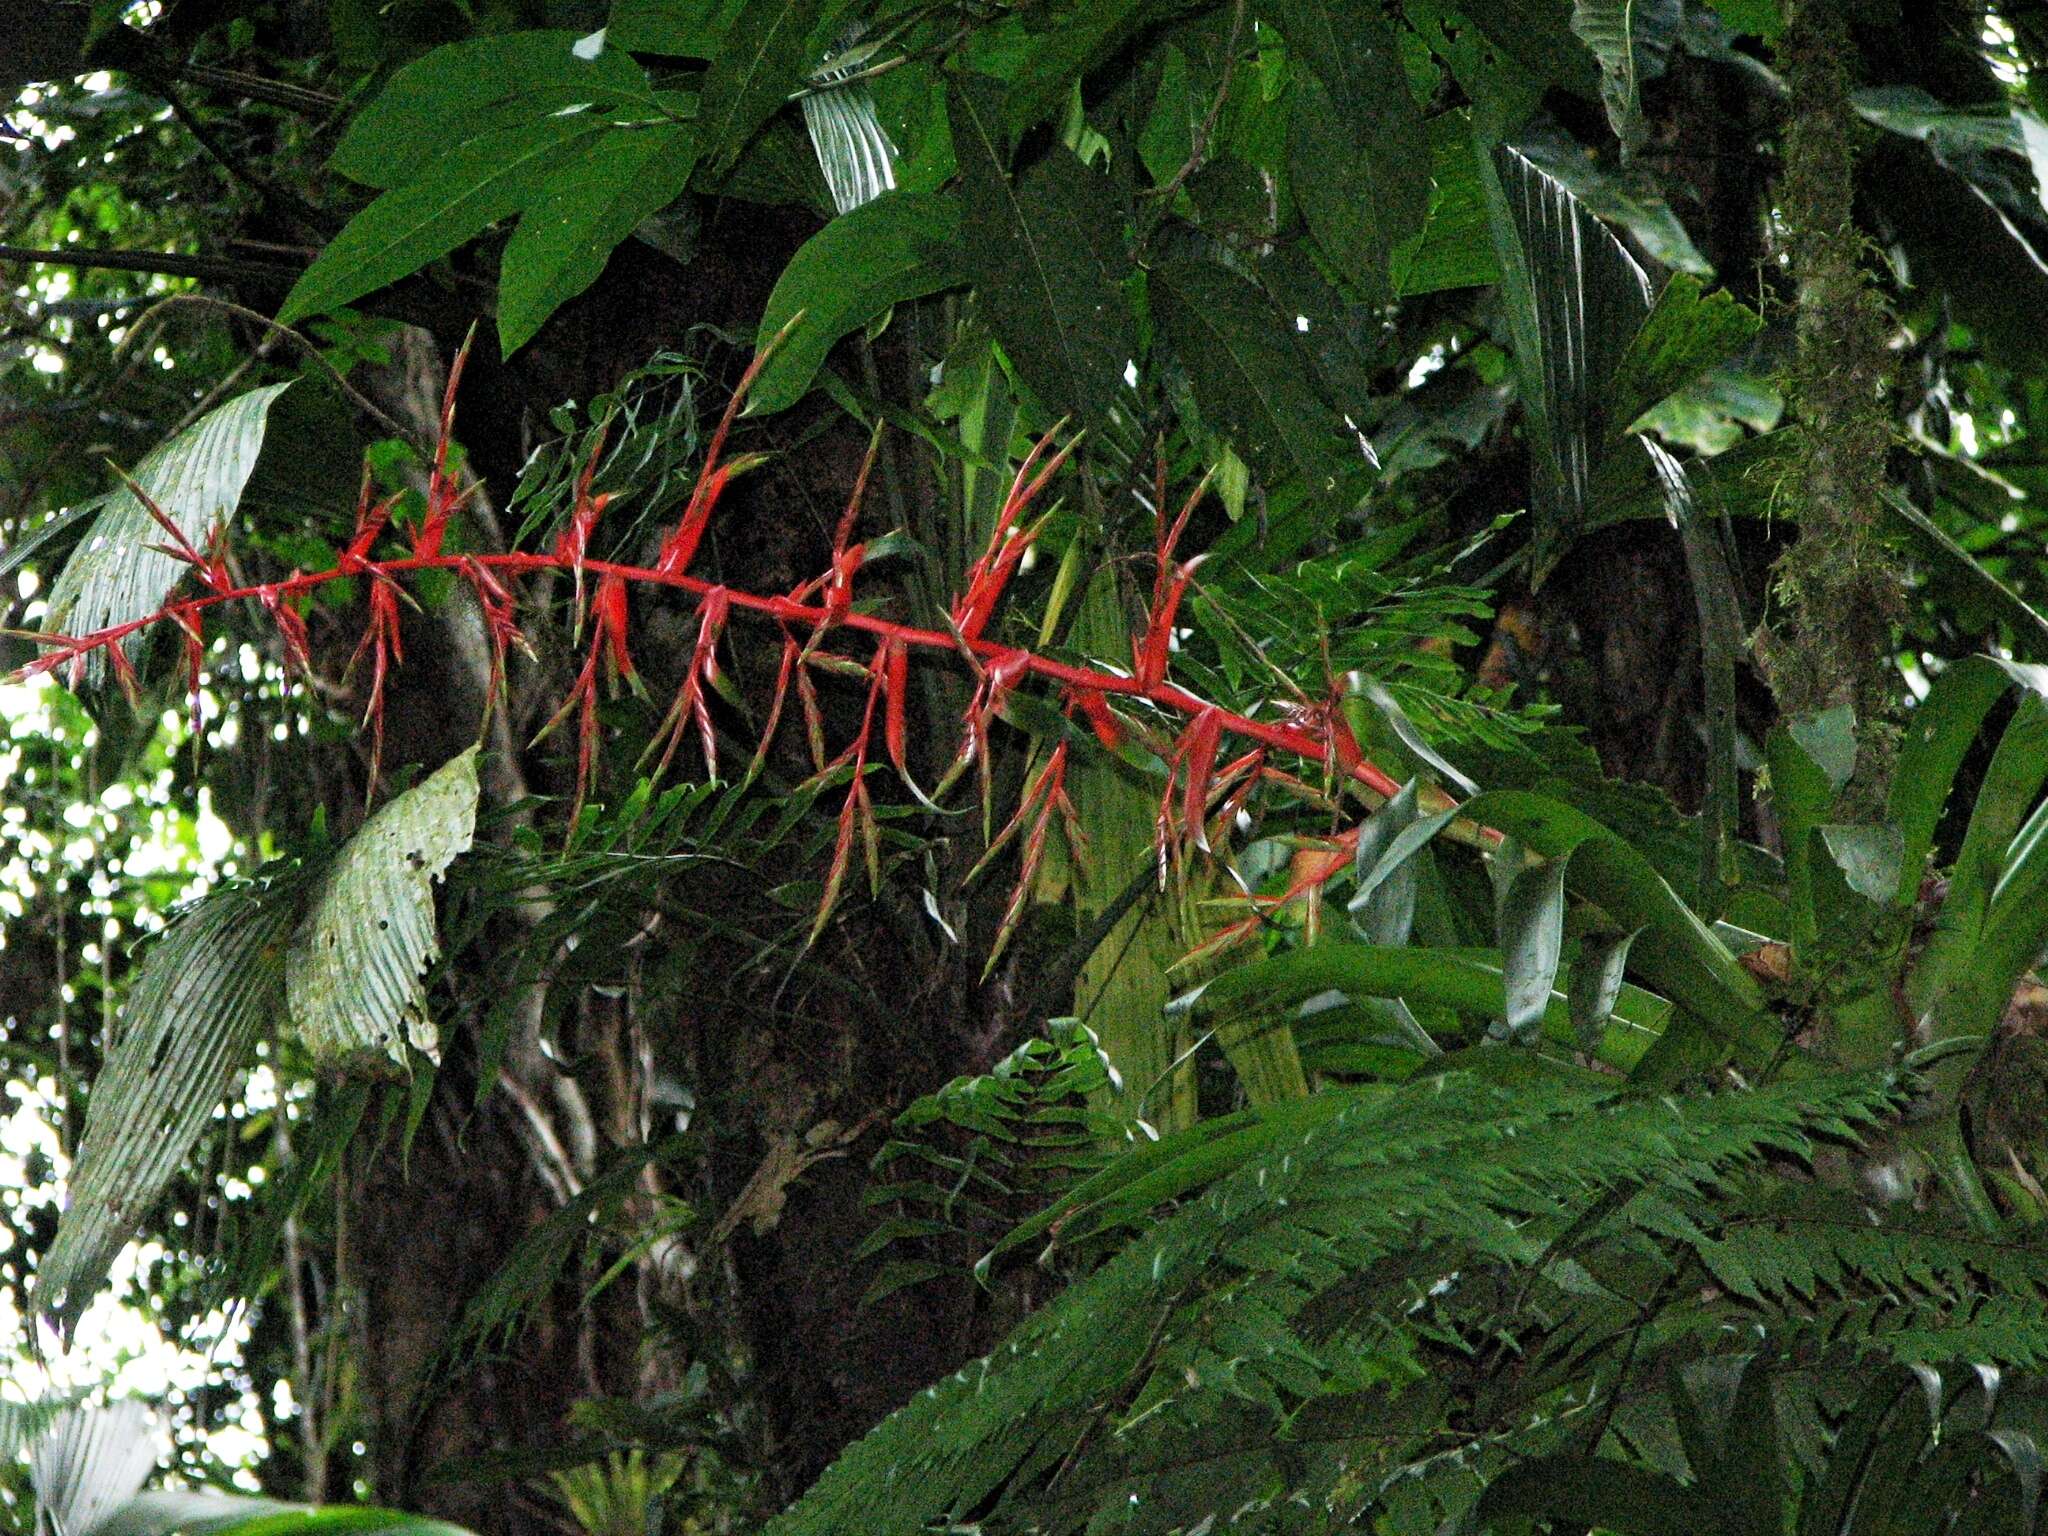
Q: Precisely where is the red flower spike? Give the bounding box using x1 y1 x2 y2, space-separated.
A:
1070 688 1125 753
646 586 731 782
795 658 828 773
883 636 909 782
1179 706 1225 853
965 739 1067 886
414 328 475 559
110 465 225 593
809 774 861 947
259 580 313 678
170 604 206 742
1135 553 1206 691
746 632 801 784
345 576 407 800
593 572 636 687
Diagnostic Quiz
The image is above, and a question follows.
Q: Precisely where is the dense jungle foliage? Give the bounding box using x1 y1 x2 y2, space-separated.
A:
10 0 2048 1530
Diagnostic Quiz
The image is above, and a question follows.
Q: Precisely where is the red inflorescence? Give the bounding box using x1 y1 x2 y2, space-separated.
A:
19 322 1443 958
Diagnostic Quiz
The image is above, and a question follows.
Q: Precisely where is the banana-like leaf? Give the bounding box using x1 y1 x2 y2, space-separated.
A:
34 879 300 1338
30 1402 160 1536
43 385 290 686
801 32 898 214
287 746 480 1073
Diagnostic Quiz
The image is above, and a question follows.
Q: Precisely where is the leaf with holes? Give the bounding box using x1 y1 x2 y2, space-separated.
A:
287 746 480 1073
42 385 290 686
33 878 300 1339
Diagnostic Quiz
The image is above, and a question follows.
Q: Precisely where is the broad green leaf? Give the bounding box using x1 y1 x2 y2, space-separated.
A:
1703 0 1780 41
280 115 606 326
1266 0 1408 135
499 124 699 355
1852 85 2027 158
1003 0 1152 145
34 879 300 1338
0 1393 87 1461
1818 823 1905 905
1611 275 1761 432
951 77 1133 425
749 192 964 414
1391 114 1501 295
1499 855 1569 1040
43 385 290 686
1151 256 1359 494
1787 703 1857 792
1569 927 1639 1053
609 0 743 55
697 0 846 174
328 30 649 187
1290 74 1431 301
1476 1454 1713 1533
1511 134 1713 275
287 746 480 1073
30 1403 160 1536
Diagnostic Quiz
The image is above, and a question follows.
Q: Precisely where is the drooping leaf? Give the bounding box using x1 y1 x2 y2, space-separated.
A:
34 878 300 1338
286 746 480 1074
1569 0 1680 156
801 34 900 214
1881 490 2048 662
280 116 606 326
1570 927 1639 1054
697 0 847 174
29 1402 160 1536
1391 113 1502 295
1499 854 1569 1040
950 76 1133 424
1350 779 1424 948
93 1493 481 1536
749 191 964 414
1787 703 1857 793
499 123 700 355
1151 256 1359 494
328 30 650 187
43 384 290 685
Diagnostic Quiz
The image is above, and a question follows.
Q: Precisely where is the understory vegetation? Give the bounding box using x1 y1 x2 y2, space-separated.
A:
9 0 2048 1532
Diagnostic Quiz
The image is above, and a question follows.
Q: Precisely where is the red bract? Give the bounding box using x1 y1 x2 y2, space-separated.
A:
259 580 313 678
346 576 405 799
646 585 730 782
414 330 473 559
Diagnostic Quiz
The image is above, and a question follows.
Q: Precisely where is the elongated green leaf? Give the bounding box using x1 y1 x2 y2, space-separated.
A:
287 747 480 1073
1151 256 1357 493
43 385 290 686
1888 655 2017 906
1569 0 1676 156
1570 927 1639 1053
1881 490 2048 661
1344 674 1479 795
329 30 649 187
1499 855 1569 1040
697 0 845 173
1350 779 1423 947
35 879 300 1338
1391 114 1500 295
94 1492 480 1536
1612 274 1761 431
749 192 964 414
499 124 699 355
279 116 604 326
951 77 1132 424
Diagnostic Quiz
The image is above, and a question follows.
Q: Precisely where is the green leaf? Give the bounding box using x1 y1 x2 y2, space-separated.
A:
1887 655 2017 907
1570 927 1640 1054
609 0 743 56
1788 703 1858 792
30 1402 160 1536
287 746 480 1074
1003 0 1152 144
1880 490 2048 662
94 1492 479 1534
43 385 290 686
950 77 1133 424
1151 256 1360 494
1391 114 1501 295
1477 1454 1714 1534
697 0 846 174
1290 73 1431 302
34 878 301 1338
1350 779 1424 947
749 192 964 414
1818 823 1905 906
801 38 901 214
1569 0 1671 155
1499 854 1569 1040
328 30 649 187
1703 0 1780 41
281 115 605 326
499 124 700 355
1611 274 1762 432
